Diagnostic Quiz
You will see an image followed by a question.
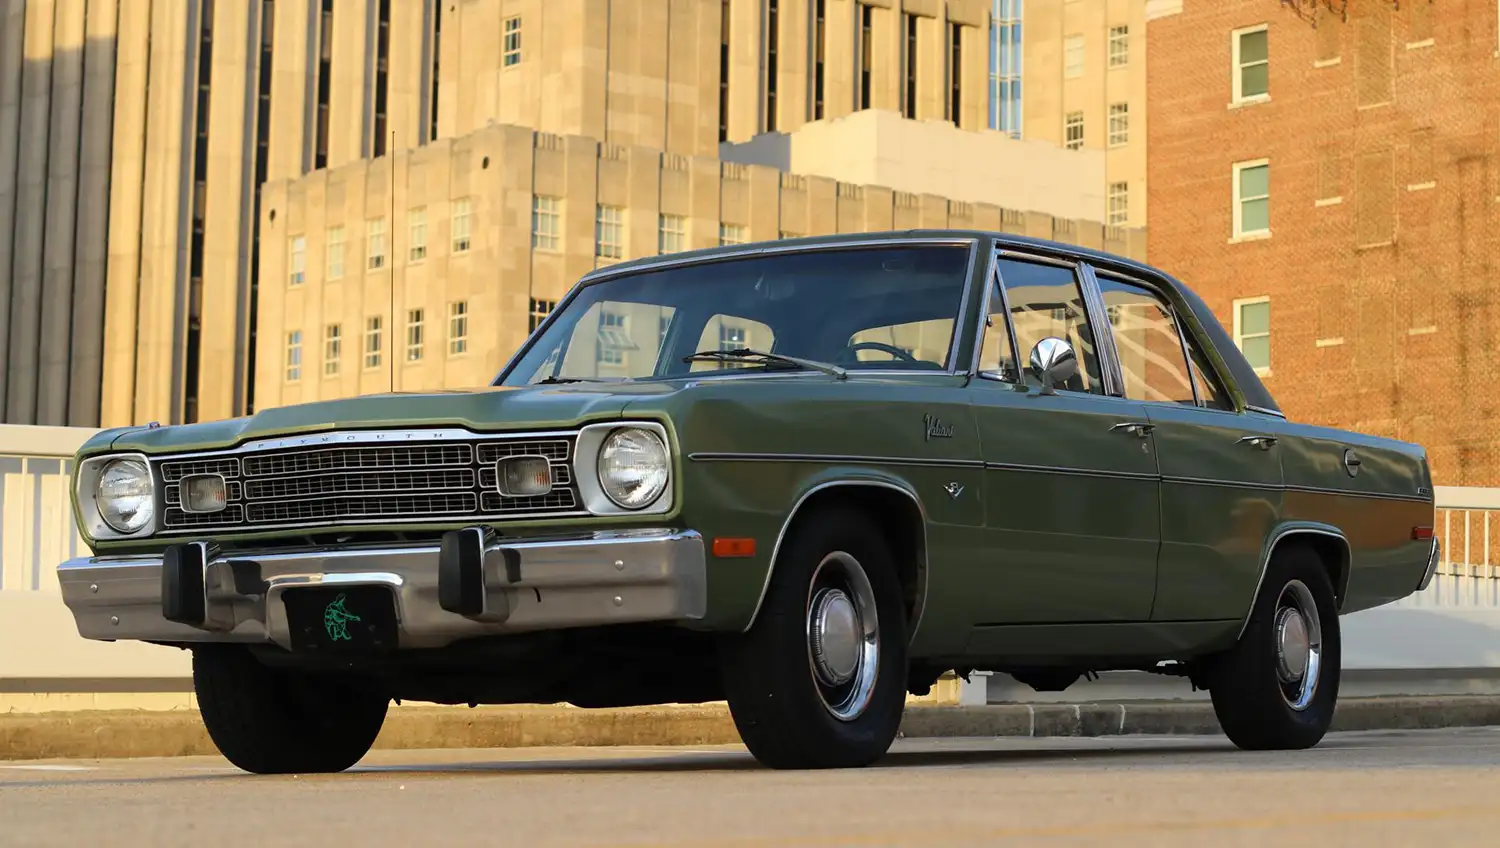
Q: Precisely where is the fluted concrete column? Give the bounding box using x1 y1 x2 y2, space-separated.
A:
66 0 119 427
0 0 28 415
38 0 87 426
100 0 151 428
6 0 57 425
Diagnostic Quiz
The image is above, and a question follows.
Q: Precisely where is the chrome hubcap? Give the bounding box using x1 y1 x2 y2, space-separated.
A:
1273 580 1323 712
805 552 881 722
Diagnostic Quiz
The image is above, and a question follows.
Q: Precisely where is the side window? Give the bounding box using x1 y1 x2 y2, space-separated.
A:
995 258 1105 394
1097 277 1195 405
1186 341 1234 411
977 274 1019 382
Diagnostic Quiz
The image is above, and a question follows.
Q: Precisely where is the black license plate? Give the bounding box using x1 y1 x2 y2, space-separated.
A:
283 585 400 654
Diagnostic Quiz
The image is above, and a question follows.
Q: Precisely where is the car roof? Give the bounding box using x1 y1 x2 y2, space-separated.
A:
577 229 1282 416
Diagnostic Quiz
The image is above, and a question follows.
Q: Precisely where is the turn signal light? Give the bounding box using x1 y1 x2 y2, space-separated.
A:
1412 526 1434 541
712 537 756 558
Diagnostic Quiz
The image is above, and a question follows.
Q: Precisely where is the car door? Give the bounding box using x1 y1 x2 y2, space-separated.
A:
1090 270 1285 623
966 251 1163 625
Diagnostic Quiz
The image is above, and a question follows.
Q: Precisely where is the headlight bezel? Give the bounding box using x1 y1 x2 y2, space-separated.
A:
573 421 675 516
76 452 159 540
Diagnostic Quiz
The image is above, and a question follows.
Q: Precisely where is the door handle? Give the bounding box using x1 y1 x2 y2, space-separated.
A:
1112 422 1155 438
1239 435 1278 451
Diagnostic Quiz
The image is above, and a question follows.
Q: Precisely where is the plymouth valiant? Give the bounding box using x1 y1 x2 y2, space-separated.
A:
57 231 1440 773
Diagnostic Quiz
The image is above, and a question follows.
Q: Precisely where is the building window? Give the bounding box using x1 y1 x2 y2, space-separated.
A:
289 235 306 285
903 13 918 119
1064 112 1084 150
428 2 441 141
1233 297 1271 375
503 16 521 67
1233 160 1271 238
598 310 627 365
989 0 1023 138
449 301 468 355
596 205 624 259
1109 25 1129 67
766 0 779 131
719 223 747 245
1108 182 1129 225
409 207 427 261
364 315 383 368
314 0 333 169
373 0 390 156
327 225 345 279
720 323 747 351
324 323 341 376
1064 34 1084 78
286 330 303 382
659 214 686 254
531 196 561 251
1233 24 1269 103
949 22 963 124
529 298 555 332
367 218 386 269
451 198 472 253
814 0 826 119
406 308 424 361
860 4 873 109
719 0 730 142
1108 103 1129 147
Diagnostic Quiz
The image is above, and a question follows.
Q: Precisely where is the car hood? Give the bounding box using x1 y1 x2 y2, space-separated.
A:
95 381 685 456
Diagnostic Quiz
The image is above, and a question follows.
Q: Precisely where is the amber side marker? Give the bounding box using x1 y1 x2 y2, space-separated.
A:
1412 526 1434 541
712 537 757 558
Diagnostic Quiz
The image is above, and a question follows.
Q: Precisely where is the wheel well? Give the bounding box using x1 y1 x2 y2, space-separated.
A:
1276 531 1351 610
782 484 926 632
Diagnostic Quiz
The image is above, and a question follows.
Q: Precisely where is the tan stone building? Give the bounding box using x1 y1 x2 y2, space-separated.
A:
0 0 1149 429
254 121 1144 408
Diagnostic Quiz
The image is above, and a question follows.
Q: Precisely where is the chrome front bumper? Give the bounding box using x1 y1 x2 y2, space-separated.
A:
57 528 707 651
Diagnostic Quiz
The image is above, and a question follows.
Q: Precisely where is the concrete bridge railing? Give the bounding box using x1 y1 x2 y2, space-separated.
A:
3 424 1500 711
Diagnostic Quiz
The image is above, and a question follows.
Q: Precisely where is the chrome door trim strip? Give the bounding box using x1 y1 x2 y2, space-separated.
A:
687 452 985 470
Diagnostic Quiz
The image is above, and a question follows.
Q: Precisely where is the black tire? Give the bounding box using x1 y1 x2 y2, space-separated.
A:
1207 543 1342 750
719 506 909 769
193 645 390 774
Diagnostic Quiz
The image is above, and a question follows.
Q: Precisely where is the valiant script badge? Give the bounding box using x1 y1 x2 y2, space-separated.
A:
923 413 954 441
323 593 362 642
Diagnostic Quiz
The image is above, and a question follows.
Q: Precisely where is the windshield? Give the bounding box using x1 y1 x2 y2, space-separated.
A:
499 243 974 385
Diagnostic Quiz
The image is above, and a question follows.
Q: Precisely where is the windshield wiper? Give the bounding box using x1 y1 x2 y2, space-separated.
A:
683 348 847 380
534 375 592 384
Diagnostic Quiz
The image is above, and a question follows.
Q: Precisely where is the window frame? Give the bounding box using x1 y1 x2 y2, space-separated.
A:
451 197 472 254
1107 181 1129 225
326 225 346 280
286 330 303 382
1064 111 1084 150
408 207 428 262
324 323 342 377
1107 102 1129 147
502 15 521 67
1232 158 1271 239
531 195 561 252
1108 25 1129 68
1231 23 1270 105
971 245 1240 414
288 235 306 286
1233 295 1272 377
448 300 468 356
1064 33 1084 78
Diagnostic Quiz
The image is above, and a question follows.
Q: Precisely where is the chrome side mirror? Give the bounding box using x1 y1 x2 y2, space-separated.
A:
1029 337 1078 395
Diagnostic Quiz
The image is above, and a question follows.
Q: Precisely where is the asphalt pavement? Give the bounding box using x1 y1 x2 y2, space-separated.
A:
2 727 1498 846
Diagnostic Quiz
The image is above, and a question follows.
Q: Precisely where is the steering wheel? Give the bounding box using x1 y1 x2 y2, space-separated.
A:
843 341 921 364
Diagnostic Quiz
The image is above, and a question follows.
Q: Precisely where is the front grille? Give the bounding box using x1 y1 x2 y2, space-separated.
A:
156 431 583 534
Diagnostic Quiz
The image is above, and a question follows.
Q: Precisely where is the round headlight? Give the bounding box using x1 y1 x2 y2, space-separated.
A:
97 458 155 534
597 428 669 510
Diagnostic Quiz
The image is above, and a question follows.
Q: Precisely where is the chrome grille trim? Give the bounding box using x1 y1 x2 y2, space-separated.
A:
151 429 585 534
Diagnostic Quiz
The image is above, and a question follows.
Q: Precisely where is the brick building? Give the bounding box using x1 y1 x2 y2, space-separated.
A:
1147 0 1500 486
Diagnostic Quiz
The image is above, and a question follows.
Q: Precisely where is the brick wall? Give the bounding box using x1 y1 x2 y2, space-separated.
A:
1148 0 1500 486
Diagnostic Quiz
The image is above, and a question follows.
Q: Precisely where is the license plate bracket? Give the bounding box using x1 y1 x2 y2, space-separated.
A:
282 585 400 654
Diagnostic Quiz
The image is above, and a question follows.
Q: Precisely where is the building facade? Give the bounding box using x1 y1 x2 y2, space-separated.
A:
254 122 1144 409
1 0 1147 430
1147 0 1496 485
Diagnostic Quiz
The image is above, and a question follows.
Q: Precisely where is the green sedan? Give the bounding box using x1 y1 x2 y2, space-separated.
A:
58 231 1440 773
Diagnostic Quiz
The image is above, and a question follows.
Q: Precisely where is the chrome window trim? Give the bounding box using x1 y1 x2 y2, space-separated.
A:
1246 404 1286 419
1075 262 1126 398
494 237 984 385
970 247 1026 385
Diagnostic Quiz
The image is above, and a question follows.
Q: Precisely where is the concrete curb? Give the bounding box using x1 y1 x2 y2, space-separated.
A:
3 696 1499 762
